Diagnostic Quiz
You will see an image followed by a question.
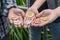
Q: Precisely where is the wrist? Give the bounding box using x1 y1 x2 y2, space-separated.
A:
54 6 60 17
9 8 16 12
54 8 60 17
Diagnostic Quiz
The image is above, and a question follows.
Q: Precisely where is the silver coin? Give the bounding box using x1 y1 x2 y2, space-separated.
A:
24 20 32 24
14 20 21 24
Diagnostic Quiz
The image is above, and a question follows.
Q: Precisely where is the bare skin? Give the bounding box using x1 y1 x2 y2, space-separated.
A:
33 7 60 27
8 8 25 28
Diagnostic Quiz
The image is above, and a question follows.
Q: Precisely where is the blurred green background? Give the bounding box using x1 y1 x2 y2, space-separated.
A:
10 0 52 40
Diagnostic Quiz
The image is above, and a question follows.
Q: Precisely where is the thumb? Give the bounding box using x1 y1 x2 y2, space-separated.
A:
36 10 46 18
14 8 25 17
36 13 43 18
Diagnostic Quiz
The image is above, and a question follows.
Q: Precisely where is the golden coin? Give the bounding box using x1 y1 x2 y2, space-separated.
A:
41 16 49 21
27 12 34 17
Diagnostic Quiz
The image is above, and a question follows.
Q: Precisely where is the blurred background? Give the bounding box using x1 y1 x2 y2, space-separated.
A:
10 0 52 40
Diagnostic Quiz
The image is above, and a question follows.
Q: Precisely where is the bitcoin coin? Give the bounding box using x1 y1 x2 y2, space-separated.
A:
27 12 34 18
41 16 49 21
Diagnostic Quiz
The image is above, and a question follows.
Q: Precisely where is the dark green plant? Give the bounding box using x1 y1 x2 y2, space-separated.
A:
16 0 26 6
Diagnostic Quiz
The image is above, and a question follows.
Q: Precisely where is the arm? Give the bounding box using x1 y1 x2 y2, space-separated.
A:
31 0 46 9
54 6 60 17
3 0 17 16
34 6 60 26
7 0 25 27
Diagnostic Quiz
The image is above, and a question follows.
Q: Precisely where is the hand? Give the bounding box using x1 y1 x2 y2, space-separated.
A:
24 7 38 28
8 8 25 28
37 9 59 26
32 9 59 27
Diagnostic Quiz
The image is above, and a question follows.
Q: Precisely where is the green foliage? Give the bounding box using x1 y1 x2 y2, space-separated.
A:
16 0 26 6
10 25 29 40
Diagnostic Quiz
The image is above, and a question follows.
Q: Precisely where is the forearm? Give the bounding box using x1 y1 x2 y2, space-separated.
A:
31 0 46 9
1 0 16 16
54 6 60 17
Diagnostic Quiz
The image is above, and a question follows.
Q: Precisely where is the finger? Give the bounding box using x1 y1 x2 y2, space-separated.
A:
24 16 27 25
15 8 25 17
31 21 37 26
35 24 40 26
18 24 21 28
27 25 30 28
9 19 13 23
14 24 18 28
14 23 21 28
24 17 28 28
24 25 28 28
31 21 41 27
36 12 43 18
19 10 25 17
13 19 22 28
36 10 49 18
31 21 35 26
8 12 14 22
32 23 39 27
21 22 23 26
39 20 50 26
24 14 27 20
19 15 23 25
